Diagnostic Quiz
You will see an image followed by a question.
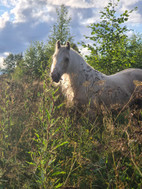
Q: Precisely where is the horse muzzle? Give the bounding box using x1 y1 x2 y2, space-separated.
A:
51 72 61 83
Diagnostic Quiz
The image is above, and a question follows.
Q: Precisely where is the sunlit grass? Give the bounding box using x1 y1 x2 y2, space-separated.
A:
0 73 141 189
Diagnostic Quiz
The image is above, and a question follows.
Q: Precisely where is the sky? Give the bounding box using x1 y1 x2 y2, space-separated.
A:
0 0 142 68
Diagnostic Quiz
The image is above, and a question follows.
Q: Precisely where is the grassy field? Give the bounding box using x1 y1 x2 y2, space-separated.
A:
0 73 142 189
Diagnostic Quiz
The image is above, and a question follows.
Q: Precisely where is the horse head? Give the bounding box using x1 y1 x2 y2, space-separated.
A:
50 40 70 83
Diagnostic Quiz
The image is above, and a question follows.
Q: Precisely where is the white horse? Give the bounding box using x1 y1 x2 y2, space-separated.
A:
50 41 142 109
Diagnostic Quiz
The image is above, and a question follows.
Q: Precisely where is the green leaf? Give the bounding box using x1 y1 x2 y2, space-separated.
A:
52 171 66 176
53 141 69 150
55 183 63 188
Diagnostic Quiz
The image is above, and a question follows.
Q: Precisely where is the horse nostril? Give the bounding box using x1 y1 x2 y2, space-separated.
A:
51 72 61 83
51 72 55 80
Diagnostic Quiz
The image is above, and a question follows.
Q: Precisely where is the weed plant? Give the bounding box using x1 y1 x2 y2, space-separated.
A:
0 72 141 189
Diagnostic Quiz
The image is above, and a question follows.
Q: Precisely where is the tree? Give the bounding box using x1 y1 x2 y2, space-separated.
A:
1 53 23 74
23 41 50 77
14 5 77 79
82 0 137 74
47 4 74 53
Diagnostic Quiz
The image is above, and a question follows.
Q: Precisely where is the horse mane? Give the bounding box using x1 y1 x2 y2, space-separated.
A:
60 48 105 106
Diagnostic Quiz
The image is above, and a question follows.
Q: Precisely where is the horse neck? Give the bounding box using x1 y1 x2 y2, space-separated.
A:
67 49 105 85
68 49 85 74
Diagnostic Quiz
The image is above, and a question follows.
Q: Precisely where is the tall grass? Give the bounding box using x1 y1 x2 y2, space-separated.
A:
0 72 141 189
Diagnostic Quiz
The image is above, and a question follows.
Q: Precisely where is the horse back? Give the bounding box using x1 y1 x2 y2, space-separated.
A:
97 68 142 108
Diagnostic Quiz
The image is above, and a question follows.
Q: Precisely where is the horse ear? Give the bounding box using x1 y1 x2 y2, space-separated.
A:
56 40 61 49
66 41 70 50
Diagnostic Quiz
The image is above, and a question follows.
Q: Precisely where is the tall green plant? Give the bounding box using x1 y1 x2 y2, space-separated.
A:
82 0 136 74
48 4 74 52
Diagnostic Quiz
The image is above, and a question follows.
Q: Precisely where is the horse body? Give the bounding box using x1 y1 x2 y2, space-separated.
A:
51 41 142 109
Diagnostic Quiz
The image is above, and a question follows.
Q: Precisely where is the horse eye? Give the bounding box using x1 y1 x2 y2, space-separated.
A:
64 57 69 62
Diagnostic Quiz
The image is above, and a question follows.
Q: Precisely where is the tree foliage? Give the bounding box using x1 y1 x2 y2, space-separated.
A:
82 0 138 74
1 53 23 74
47 4 74 53
23 41 50 77
128 34 142 69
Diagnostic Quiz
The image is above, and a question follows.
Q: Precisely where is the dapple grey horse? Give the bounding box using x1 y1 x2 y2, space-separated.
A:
51 41 142 109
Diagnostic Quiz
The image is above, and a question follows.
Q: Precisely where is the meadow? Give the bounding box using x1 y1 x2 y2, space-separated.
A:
0 70 141 189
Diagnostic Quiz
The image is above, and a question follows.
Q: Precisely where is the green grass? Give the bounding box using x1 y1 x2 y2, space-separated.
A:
0 73 142 189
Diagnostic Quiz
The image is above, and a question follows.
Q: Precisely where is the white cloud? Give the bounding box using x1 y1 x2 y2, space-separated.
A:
118 0 142 28
47 0 109 8
0 0 18 7
121 0 140 7
11 0 40 23
0 0 54 55
0 57 4 69
129 11 142 23
0 52 10 69
80 47 90 56
0 12 10 28
10 0 56 25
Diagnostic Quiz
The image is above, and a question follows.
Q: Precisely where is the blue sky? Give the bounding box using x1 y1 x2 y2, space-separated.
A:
0 0 142 68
